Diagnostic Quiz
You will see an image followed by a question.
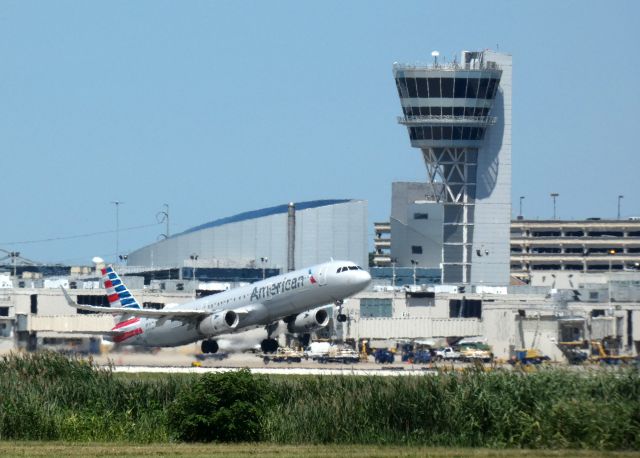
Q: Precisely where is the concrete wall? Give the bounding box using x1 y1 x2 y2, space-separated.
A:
469 51 512 286
390 182 444 269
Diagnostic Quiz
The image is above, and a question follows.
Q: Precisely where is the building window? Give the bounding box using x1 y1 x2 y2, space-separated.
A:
416 77 429 98
449 299 482 318
441 78 454 97
360 298 392 318
454 78 467 98
406 77 417 97
0 307 9 317
143 302 164 310
414 213 429 220
466 78 479 98
76 295 109 314
411 245 423 254
427 78 441 98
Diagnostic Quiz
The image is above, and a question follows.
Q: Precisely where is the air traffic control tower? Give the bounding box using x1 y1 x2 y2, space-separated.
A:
393 50 512 285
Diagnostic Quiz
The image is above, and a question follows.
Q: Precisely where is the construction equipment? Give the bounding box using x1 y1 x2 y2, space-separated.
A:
509 348 550 365
557 341 588 364
589 340 634 365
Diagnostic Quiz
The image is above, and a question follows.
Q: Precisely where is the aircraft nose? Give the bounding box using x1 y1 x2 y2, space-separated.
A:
354 270 371 288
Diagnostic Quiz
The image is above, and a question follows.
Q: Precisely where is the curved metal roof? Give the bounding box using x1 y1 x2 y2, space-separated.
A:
178 199 353 237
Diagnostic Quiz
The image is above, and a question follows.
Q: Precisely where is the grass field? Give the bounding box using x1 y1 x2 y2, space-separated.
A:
0 443 639 458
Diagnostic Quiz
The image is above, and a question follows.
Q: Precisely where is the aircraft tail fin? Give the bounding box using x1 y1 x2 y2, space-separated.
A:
100 265 142 311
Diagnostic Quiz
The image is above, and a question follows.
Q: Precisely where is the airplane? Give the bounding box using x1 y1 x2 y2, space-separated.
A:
61 259 371 353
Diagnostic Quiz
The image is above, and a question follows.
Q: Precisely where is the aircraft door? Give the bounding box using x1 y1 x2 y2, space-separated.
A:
315 266 328 286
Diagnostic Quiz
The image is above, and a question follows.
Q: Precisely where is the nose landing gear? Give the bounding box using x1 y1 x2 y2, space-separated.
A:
335 300 347 322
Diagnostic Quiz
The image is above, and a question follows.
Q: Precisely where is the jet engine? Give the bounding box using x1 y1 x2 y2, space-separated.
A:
198 310 240 336
286 306 330 333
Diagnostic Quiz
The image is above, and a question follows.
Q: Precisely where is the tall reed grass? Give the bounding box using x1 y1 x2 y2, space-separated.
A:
0 351 184 442
263 368 640 449
0 351 637 449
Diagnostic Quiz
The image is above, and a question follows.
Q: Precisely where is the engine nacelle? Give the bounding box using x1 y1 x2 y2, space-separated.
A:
198 310 240 336
287 306 330 333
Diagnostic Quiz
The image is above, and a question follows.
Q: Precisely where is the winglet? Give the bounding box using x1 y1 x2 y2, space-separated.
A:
61 286 78 308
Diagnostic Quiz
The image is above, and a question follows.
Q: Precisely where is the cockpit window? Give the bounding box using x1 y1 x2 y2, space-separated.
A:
348 266 358 271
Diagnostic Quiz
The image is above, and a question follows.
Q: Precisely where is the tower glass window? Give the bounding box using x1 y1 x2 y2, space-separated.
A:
441 78 454 98
428 78 441 98
454 78 467 98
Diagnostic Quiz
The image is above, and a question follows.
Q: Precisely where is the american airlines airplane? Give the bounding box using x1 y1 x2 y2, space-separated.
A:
62 260 371 353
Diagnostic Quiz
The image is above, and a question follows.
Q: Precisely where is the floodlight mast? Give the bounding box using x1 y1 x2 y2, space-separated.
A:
111 201 124 263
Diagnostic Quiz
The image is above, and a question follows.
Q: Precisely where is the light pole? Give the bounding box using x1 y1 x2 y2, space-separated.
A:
617 195 624 220
260 257 268 279
111 201 124 262
519 196 525 219
190 253 198 297
410 259 418 286
550 193 559 220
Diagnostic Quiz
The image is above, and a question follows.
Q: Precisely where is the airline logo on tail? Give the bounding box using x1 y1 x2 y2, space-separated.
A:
101 266 141 309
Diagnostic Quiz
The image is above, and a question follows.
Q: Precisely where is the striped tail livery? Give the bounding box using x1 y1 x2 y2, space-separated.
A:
101 266 141 309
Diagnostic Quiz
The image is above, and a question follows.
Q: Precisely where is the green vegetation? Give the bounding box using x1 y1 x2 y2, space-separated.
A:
0 352 639 450
168 370 271 442
0 352 184 442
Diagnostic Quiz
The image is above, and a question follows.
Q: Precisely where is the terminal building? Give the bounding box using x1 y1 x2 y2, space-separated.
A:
511 219 640 280
127 199 368 274
376 217 640 282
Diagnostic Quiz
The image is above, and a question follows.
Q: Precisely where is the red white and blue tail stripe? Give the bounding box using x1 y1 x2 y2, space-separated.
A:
101 266 141 309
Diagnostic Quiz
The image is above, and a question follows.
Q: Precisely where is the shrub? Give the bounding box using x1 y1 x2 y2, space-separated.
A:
167 369 271 442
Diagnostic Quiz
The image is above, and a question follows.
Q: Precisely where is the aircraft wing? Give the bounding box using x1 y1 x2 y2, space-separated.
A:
61 287 209 319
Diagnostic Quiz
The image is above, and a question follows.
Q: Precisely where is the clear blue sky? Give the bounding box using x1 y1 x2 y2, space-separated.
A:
0 1 638 264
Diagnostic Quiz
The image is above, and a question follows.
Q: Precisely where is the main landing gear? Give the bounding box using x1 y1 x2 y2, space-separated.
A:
201 339 219 354
335 300 347 322
261 322 280 353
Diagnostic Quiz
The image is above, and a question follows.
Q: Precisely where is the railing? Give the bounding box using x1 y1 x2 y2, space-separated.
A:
393 62 502 72
397 115 497 125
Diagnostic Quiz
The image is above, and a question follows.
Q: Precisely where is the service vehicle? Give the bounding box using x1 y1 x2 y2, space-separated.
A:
315 345 360 364
262 347 304 364
374 348 395 364
434 347 460 361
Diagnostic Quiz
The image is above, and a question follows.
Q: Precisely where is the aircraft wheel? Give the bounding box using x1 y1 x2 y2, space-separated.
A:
261 338 278 353
337 313 347 323
300 333 311 347
201 339 219 354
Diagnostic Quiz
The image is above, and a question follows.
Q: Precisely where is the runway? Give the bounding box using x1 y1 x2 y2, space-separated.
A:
111 365 437 376
93 346 446 375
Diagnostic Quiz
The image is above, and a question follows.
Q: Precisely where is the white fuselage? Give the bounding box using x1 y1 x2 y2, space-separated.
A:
113 260 370 347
